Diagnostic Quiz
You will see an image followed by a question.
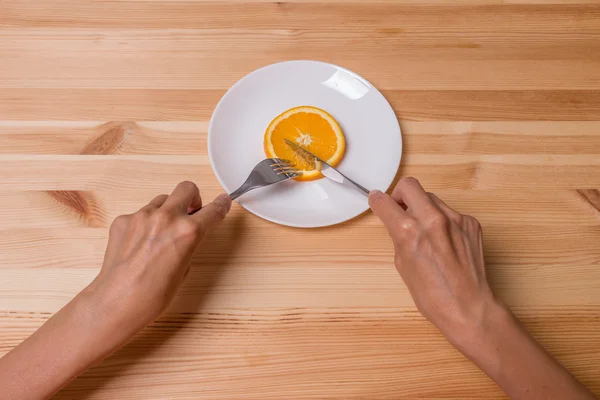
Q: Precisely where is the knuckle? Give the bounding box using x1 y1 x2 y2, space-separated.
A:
109 215 130 233
153 194 168 204
423 210 448 230
153 209 174 225
465 215 482 232
132 210 150 222
394 217 417 236
112 214 128 225
450 212 464 225
138 206 153 216
179 218 202 239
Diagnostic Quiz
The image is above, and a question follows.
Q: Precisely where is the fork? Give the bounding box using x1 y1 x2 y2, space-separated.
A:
230 158 301 200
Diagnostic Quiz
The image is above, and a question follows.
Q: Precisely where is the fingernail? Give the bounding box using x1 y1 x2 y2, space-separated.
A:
369 189 382 198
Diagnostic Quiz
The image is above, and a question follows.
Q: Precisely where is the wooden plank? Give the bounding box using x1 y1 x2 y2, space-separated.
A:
0 121 206 155
0 156 213 190
400 154 600 188
2 3 600 31
87 0 600 4
1 89 600 121
2 29 599 90
386 91 600 121
4 57 599 91
402 121 600 155
0 307 596 399
3 28 597 62
59 0 600 4
1 121 600 155
0 89 221 121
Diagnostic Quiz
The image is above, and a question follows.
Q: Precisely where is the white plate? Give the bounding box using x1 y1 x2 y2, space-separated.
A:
208 60 402 228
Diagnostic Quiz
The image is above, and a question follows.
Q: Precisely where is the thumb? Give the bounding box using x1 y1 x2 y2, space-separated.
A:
369 190 409 236
192 193 232 231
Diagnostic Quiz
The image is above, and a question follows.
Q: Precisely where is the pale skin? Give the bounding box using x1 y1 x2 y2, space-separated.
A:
0 178 596 400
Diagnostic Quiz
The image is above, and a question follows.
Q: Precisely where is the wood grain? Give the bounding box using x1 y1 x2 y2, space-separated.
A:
2 121 600 155
2 89 600 121
0 0 599 398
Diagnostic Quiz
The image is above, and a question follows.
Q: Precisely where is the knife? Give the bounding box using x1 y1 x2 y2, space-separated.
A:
284 138 370 197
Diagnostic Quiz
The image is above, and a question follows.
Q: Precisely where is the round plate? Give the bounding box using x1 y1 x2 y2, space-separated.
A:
208 60 402 228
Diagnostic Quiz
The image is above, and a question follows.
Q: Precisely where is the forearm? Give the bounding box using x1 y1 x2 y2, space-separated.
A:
454 301 595 400
0 285 134 400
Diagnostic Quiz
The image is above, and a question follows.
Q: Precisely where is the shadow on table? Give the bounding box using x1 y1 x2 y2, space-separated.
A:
54 213 247 399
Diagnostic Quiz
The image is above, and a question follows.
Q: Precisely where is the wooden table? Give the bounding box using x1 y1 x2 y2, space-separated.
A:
1 1 599 398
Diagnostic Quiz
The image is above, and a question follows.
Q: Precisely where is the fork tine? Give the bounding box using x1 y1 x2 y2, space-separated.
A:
277 166 298 170
277 169 300 175
270 160 293 166
273 165 298 172
271 161 295 168
230 158 301 200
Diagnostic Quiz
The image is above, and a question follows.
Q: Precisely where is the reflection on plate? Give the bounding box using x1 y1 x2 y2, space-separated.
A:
208 60 402 228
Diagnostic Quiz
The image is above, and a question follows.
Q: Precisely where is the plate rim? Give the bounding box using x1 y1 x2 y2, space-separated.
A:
208 59 402 228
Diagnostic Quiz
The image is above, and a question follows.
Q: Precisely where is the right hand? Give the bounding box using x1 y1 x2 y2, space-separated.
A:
369 177 502 348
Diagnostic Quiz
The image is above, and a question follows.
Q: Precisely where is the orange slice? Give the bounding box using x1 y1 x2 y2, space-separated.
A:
264 106 345 181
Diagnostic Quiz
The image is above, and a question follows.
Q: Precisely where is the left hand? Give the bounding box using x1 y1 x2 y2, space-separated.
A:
88 181 232 333
0 181 232 400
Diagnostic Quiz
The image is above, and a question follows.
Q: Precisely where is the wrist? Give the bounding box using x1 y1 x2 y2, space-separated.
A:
449 298 519 373
445 298 595 399
444 297 516 363
82 275 156 338
77 278 118 327
72 284 130 349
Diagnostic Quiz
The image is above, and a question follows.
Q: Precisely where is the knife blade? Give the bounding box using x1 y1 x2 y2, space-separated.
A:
284 138 370 197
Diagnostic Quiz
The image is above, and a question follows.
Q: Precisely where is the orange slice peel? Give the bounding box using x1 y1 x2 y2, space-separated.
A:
264 106 345 181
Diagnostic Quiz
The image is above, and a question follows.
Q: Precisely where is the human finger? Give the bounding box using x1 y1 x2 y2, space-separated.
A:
191 194 232 231
138 194 169 213
428 192 462 224
148 194 169 208
391 177 440 220
163 181 202 214
369 190 412 239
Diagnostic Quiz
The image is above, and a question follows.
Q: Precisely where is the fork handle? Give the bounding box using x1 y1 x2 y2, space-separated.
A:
230 182 254 201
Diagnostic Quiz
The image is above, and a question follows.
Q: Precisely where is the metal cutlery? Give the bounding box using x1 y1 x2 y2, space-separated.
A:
230 158 300 200
285 138 370 197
